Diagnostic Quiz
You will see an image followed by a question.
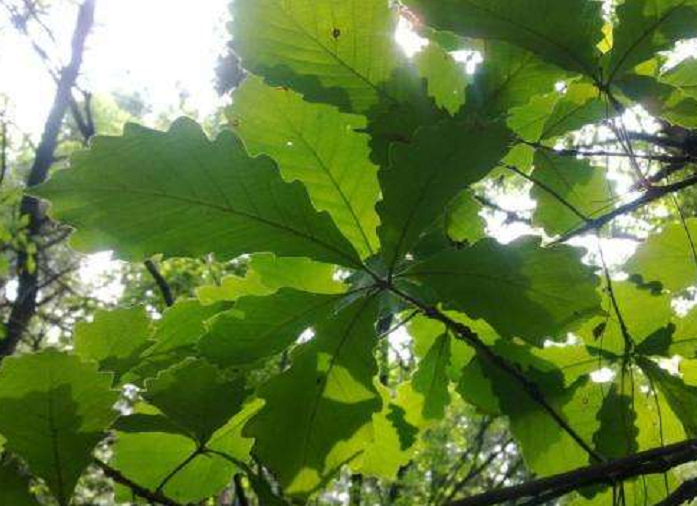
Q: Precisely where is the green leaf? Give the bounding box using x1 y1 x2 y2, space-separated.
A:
578 282 673 356
377 120 511 271
639 357 697 437
121 300 228 386
0 461 39 506
663 57 697 99
144 358 247 444
509 82 607 142
531 151 612 236
229 77 381 257
408 312 478 381
200 289 342 367
626 217 697 292
414 44 467 115
363 66 449 167
616 73 697 128
0 350 118 505
355 384 417 479
245 296 381 497
410 333 452 421
593 382 639 459
669 307 697 357
34 118 362 269
404 237 601 344
112 400 259 504
446 191 486 245
231 0 400 113
145 300 228 356
606 0 697 82
197 253 344 304
466 42 567 117
485 363 603 475
73 306 151 378
405 0 604 76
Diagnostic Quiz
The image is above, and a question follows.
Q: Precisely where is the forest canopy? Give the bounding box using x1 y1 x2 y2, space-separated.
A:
4 0 697 505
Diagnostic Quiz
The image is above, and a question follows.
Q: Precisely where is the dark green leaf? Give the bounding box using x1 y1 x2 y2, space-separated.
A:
34 118 362 268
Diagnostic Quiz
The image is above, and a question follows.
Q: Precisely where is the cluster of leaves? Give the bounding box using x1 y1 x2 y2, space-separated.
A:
4 0 697 504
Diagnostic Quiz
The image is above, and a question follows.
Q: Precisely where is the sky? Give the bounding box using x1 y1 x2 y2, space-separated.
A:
0 0 230 135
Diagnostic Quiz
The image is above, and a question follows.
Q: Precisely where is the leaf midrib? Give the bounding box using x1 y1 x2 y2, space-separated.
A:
299 295 376 474
273 0 395 107
275 99 375 256
46 186 361 269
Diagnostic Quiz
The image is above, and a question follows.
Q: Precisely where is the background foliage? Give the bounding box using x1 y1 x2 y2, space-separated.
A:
4 1 697 505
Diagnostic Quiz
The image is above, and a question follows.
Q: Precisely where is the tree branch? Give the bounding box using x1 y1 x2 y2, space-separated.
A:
507 165 589 223
523 140 691 164
0 0 96 360
654 477 697 506
446 439 697 506
555 174 697 244
144 258 175 307
95 459 186 506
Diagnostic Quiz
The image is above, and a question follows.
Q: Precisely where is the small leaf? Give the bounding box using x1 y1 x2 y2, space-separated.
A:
531 151 612 236
73 306 151 379
626 217 697 292
197 253 344 305
414 44 468 115
578 282 673 356
200 289 342 367
112 400 259 504
0 350 118 505
606 0 697 82
410 333 452 421
232 0 401 113
144 358 247 445
245 296 381 497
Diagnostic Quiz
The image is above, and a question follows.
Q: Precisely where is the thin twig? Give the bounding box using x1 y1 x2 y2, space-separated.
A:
144 258 175 307
506 165 590 223
95 459 186 506
473 194 532 225
524 141 691 164
554 174 697 244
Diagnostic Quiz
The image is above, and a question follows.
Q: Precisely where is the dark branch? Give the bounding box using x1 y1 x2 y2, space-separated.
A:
144 258 175 307
95 459 186 506
447 439 697 506
0 0 96 360
473 194 532 225
654 477 697 506
524 140 692 164
507 165 589 223
555 174 697 244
